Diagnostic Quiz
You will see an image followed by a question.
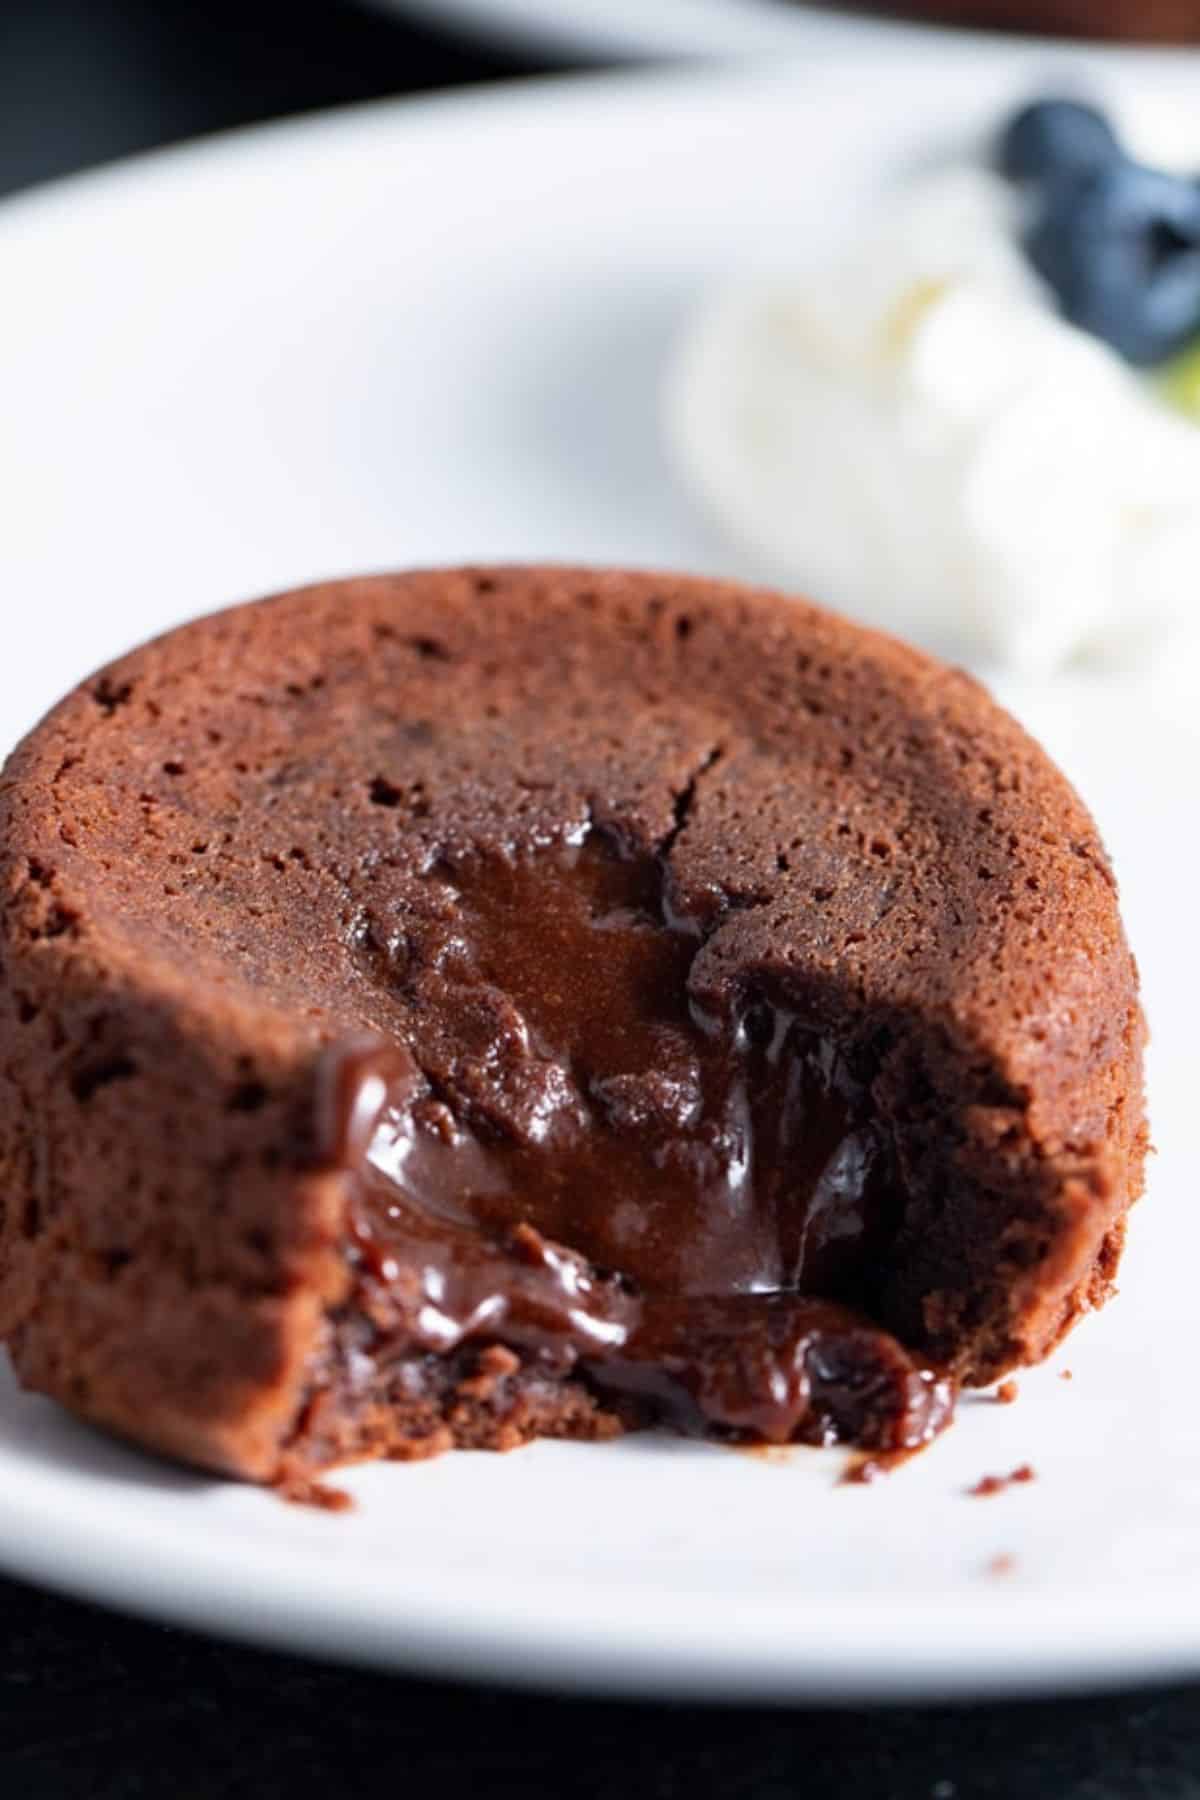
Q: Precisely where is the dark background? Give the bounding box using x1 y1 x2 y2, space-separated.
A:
0 2 1197 1794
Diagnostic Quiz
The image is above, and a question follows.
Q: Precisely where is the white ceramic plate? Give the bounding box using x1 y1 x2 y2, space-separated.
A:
370 0 940 61
1 56 1199 1701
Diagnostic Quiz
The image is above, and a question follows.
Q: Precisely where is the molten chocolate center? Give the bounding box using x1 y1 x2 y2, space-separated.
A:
319 835 951 1448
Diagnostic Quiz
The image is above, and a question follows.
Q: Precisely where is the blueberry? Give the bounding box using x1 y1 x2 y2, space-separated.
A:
1027 161 1200 365
998 99 1121 184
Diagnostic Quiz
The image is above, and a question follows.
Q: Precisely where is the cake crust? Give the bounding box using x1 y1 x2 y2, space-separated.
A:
0 569 1147 1479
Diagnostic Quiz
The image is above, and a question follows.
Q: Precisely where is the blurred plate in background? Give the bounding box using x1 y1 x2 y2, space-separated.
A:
366 0 1200 59
367 0 955 61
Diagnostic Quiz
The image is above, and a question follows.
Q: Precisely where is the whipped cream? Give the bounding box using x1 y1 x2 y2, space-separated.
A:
666 167 1200 674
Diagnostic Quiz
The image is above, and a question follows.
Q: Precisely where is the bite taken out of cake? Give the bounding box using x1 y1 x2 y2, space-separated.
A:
0 569 1147 1486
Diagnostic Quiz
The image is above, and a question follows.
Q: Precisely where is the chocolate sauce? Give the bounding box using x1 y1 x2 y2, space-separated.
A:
318 834 953 1450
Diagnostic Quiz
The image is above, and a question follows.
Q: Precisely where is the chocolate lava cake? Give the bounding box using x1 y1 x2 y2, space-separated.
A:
0 570 1147 1483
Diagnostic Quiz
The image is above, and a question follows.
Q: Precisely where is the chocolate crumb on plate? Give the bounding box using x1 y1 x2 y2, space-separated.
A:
968 1464 1037 1497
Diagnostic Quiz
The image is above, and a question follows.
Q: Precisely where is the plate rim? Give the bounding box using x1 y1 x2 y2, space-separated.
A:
0 1390 1198 1704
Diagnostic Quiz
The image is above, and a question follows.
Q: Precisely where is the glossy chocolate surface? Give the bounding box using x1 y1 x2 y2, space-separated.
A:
318 835 952 1448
